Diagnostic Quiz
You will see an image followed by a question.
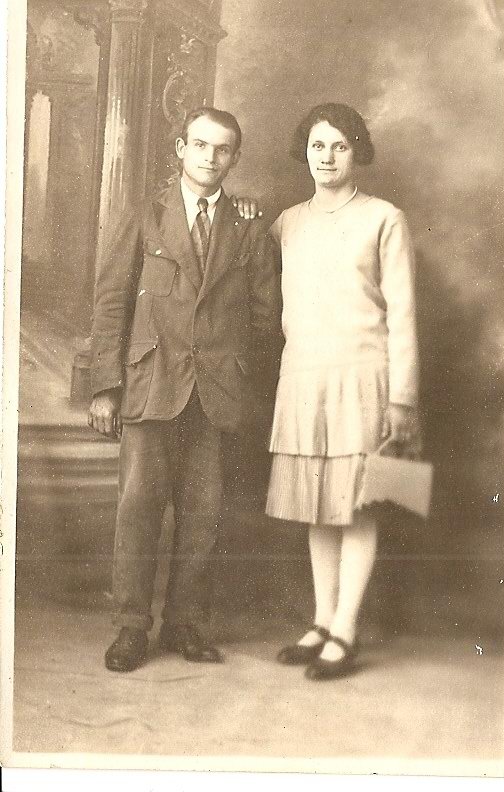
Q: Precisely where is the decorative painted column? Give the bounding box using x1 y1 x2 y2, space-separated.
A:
71 2 113 298
95 0 152 266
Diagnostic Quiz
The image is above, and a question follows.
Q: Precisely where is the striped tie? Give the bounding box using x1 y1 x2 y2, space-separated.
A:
191 197 211 271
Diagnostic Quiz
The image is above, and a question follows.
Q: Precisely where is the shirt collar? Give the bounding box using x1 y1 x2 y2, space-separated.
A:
180 177 222 211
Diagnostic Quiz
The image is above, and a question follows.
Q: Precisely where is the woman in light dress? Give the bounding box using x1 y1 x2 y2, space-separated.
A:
266 103 420 680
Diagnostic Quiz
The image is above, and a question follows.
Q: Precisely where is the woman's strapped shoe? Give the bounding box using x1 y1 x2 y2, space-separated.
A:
305 635 359 680
276 625 330 665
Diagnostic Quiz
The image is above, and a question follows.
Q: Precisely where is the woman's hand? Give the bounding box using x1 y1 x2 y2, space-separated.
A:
230 195 262 220
382 403 422 457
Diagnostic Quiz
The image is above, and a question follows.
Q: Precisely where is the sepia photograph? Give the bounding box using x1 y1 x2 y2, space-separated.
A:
1 0 504 777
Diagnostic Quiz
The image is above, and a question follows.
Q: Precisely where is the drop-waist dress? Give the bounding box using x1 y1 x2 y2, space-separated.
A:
266 191 418 525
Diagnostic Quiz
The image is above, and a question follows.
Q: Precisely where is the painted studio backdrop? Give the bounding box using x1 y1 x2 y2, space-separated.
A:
17 0 503 674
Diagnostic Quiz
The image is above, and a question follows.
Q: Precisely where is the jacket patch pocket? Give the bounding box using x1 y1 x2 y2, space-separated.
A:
141 238 178 296
122 340 158 419
125 339 158 366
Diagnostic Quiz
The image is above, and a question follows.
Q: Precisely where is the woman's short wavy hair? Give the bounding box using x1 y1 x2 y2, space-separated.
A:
291 103 374 166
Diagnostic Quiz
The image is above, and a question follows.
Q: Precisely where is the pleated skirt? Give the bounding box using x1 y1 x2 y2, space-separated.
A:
266 453 366 526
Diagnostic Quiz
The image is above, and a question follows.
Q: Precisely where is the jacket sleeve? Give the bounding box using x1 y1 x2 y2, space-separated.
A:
379 208 419 407
90 208 143 396
246 221 284 400
269 211 283 246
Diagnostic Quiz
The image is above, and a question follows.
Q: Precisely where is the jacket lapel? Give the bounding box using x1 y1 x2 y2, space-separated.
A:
152 182 202 291
200 192 249 296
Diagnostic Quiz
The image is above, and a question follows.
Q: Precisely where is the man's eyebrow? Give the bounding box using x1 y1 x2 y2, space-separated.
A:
192 138 231 149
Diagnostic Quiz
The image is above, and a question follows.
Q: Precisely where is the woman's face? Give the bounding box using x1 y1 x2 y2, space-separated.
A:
306 121 355 189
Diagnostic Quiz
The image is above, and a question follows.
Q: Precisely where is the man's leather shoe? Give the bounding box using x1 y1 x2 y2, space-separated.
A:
105 627 148 672
158 623 223 663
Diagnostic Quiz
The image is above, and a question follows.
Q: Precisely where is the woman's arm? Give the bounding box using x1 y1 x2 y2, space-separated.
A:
379 209 421 450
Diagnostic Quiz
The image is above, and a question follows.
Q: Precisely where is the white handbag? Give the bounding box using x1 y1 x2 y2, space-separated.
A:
358 439 433 519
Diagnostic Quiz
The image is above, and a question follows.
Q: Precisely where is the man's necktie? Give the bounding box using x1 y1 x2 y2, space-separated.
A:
191 197 211 271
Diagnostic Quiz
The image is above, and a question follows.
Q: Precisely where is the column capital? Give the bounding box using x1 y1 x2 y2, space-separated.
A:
109 0 149 20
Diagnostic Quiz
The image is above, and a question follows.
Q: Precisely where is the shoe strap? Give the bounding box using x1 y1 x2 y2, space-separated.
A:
312 624 330 641
327 635 355 655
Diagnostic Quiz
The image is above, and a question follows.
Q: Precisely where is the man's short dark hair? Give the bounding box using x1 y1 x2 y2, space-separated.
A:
291 103 374 166
181 107 242 152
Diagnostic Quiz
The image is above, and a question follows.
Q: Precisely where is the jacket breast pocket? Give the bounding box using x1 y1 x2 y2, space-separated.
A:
140 239 178 296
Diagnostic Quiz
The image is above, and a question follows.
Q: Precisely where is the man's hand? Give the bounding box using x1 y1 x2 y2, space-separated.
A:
382 403 422 457
88 388 123 438
230 195 262 220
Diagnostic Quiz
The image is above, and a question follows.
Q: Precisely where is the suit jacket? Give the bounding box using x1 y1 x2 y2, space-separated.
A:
90 181 283 436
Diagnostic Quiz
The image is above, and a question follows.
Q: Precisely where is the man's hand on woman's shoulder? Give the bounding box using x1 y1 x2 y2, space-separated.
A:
230 195 263 220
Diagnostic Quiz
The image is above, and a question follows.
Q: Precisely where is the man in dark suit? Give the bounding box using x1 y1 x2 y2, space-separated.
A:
88 107 282 672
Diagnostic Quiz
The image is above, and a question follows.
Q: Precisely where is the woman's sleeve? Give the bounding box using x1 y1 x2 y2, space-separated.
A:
380 209 419 407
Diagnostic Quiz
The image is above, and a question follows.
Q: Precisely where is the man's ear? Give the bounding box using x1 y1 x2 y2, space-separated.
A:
175 137 185 160
231 148 241 168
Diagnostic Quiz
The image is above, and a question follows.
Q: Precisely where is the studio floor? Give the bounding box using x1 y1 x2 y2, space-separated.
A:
11 598 504 767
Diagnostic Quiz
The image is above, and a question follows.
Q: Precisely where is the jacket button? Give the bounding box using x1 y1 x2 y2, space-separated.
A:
192 344 199 355
155 248 162 256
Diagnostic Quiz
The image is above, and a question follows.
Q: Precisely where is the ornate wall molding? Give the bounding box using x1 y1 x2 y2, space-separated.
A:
150 23 210 191
70 3 111 47
154 0 226 45
161 31 204 121
26 6 102 80
109 0 149 9
109 0 149 22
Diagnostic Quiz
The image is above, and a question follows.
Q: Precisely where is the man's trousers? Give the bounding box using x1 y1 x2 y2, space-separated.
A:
112 389 223 631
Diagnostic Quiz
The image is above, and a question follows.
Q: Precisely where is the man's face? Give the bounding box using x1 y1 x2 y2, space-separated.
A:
176 115 240 196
